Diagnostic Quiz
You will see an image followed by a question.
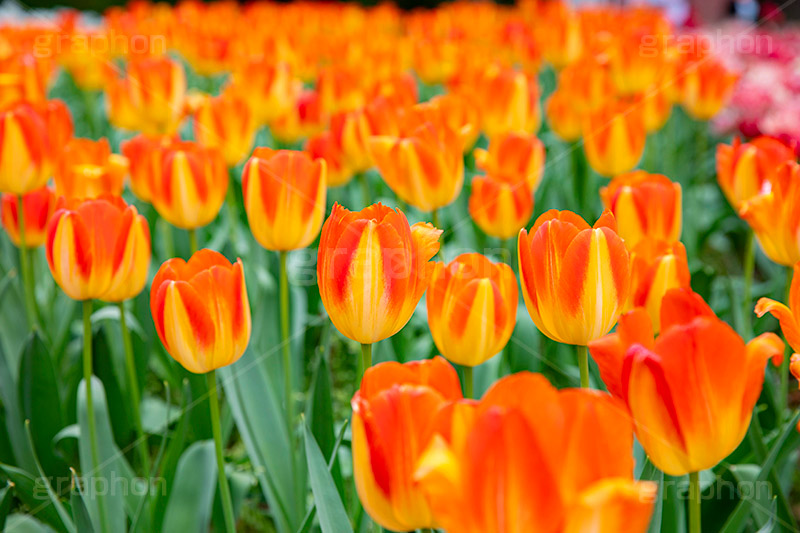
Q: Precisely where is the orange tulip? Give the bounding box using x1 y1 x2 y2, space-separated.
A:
352 356 462 531
427 93 481 152
678 58 737 121
150 249 251 374
329 109 372 174
317 203 441 344
473 131 545 192
105 74 141 133
626 239 691 333
582 99 646 177
242 148 326 251
152 141 228 230
539 2 583 69
270 89 325 146
415 373 656 533
600 171 682 249
469 175 535 240
37 99 74 162
475 65 541 138
193 93 257 167
589 288 783 475
46 195 151 302
121 134 177 203
740 161 800 266
716 136 795 210
369 109 464 212
126 56 187 135
426 254 518 367
636 87 673 133
545 89 582 143
1 186 57 248
756 263 800 353
518 210 630 345
0 102 52 195
0 53 49 107
54 138 129 200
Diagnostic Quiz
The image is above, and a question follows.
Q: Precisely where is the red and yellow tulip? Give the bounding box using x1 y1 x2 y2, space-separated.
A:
473 131 545 192
317 203 441 344
151 249 251 374
55 138 129 200
1 186 56 248
469 175 535 240
121 134 177 203
716 136 795 210
518 210 630 345
600 170 682 249
582 99 646 177
46 195 151 302
589 288 783 475
0 102 53 195
242 148 327 251
193 93 258 168
426 254 518 367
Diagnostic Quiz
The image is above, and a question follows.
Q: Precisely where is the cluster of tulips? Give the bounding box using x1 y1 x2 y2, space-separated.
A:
2 0 798 532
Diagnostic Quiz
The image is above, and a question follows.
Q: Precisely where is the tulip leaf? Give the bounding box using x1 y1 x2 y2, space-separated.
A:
0 463 68 533
303 420 354 533
4 514 60 533
162 441 217 532
0 336 35 473
0 483 13 531
23 420 75 533
70 469 95 533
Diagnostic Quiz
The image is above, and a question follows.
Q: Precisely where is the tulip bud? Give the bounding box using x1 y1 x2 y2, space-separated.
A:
242 148 327 251
151 249 251 373
317 203 441 344
46 196 150 302
518 210 630 345
427 253 518 367
152 141 228 230
1 186 57 248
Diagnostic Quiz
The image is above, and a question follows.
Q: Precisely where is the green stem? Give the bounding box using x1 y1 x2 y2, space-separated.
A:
358 172 371 207
570 141 587 215
577 345 590 388
82 89 98 139
688 471 701 533
463 366 474 399
742 230 755 339
187 228 198 255
159 218 175 259
781 266 793 417
207 370 236 533
432 209 443 260
360 343 372 384
118 302 150 476
225 171 239 250
279 251 294 435
16 195 38 330
84 300 110 533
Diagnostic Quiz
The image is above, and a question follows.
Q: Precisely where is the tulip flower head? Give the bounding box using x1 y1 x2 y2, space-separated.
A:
600 170 682 249
55 138 129 200
1 186 57 248
0 102 53 195
152 141 228 230
121 134 177 203
469 174 535 240
352 356 462 531
473 131 545 192
427 254 518 367
242 148 327 251
317 203 441 344
518 210 630 345
756 263 800 353
582 99 646 177
46 195 151 302
716 136 795 211
193 93 258 168
589 288 783 475
740 161 800 266
151 249 251 374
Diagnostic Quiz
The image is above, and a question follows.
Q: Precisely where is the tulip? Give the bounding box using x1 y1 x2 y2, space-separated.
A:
317 202 441 347
426 93 481 152
369 110 464 213
54 138 129 200
600 170 682 249
756 263 800 353
469 175 535 240
227 58 299 126
1 186 56 248
242 148 327 252
637 86 673 133
716 136 795 211
270 89 325 146
540 2 583 69
36 99 74 162
151 141 228 231
352 356 462 532
0 101 52 196
582 99 646 177
126 56 187 136
150 248 250 533
121 134 177 203
678 58 737 121
740 161 800 267
193 93 257 168
545 89 582 143
475 64 541 139
0 53 49 108
626 239 691 333
589 288 783 476
473 131 545 192
329 109 373 175
415 372 656 533
46 195 150 302
426 254 517 394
